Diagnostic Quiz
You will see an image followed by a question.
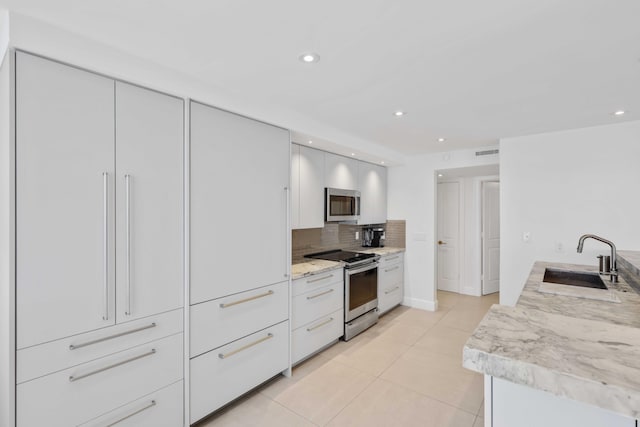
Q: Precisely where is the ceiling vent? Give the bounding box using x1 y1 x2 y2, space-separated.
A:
475 149 499 156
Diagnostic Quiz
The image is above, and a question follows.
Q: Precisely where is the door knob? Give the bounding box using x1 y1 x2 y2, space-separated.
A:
438 240 446 245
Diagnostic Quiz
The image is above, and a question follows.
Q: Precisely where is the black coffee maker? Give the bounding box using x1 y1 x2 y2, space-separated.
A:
362 227 385 247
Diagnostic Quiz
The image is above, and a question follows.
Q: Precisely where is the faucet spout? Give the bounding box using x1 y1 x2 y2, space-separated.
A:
576 234 618 282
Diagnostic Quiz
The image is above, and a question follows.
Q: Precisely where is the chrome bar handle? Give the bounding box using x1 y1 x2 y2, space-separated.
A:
306 288 334 300
307 274 334 284
385 266 400 273
105 400 156 427
219 290 274 308
307 317 333 332
102 172 109 321
284 186 289 278
69 349 156 382
69 323 156 350
125 174 131 316
218 333 273 359
385 286 400 295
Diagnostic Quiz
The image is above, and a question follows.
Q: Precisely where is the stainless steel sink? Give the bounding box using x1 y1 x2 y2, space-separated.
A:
543 268 608 290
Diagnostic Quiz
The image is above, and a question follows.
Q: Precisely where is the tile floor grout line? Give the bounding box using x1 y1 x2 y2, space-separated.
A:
320 374 378 426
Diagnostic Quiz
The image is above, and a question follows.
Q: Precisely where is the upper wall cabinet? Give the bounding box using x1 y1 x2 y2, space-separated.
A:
292 144 325 229
324 152 358 190
358 162 387 225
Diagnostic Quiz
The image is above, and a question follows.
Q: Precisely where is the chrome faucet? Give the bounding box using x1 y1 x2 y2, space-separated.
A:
577 234 618 282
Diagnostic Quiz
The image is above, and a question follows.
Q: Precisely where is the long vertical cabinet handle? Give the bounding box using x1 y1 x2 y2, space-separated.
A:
284 186 289 278
102 172 109 321
125 174 132 316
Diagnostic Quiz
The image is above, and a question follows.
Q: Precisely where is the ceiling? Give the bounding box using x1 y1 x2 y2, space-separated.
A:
2 0 639 156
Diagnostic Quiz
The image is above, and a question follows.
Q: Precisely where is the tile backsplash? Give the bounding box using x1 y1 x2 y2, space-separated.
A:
292 220 406 263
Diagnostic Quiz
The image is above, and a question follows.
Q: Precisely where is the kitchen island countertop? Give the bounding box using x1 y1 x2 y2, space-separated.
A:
463 252 640 419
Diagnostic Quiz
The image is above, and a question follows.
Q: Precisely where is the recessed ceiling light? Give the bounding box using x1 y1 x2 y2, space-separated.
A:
299 52 320 63
437 138 446 143
614 110 626 116
438 174 443 177
351 153 355 156
380 161 385 165
394 111 405 117
308 140 313 144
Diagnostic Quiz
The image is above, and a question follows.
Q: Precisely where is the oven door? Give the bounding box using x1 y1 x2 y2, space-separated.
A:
326 188 360 222
345 262 378 322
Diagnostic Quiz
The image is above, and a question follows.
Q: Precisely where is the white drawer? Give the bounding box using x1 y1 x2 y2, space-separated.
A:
292 309 343 365
292 281 343 330
17 308 183 384
190 281 288 357
379 283 403 315
17 333 183 427
378 252 404 268
79 380 183 427
190 321 289 424
292 269 342 297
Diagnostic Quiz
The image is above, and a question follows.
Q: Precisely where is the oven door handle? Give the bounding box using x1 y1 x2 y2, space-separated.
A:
346 262 378 276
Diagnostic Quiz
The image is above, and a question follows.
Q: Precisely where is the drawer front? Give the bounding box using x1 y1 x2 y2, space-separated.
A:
292 281 343 330
17 308 183 384
379 261 404 315
378 252 404 268
17 333 183 427
190 281 288 357
292 309 343 364
190 321 289 424
292 269 342 297
79 380 183 427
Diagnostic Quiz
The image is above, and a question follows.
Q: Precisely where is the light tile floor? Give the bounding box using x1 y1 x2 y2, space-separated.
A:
200 291 499 427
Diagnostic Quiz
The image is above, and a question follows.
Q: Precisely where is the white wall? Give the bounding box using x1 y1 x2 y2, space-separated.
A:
500 120 640 306
0 46 15 427
0 9 8 62
388 147 499 310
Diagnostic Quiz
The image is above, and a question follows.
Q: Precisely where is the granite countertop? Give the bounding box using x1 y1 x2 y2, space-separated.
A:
359 247 405 256
291 259 342 280
463 252 640 419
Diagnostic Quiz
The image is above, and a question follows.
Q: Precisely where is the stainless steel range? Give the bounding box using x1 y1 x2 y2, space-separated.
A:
306 250 380 341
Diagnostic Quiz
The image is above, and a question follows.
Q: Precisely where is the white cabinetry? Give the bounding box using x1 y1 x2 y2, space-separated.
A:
14 52 184 426
378 253 404 315
291 269 344 364
325 152 358 190
489 376 637 427
358 162 387 225
189 101 290 423
291 144 325 229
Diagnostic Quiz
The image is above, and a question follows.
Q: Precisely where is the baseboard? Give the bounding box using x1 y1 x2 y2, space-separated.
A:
402 297 438 312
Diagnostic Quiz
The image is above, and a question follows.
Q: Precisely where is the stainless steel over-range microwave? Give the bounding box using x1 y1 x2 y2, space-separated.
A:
325 188 360 222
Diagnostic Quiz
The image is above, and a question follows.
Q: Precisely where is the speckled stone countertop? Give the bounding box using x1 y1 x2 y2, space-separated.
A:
463 252 640 419
291 259 342 280
359 247 405 256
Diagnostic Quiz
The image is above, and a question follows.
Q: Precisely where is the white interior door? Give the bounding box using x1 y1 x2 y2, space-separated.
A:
16 52 116 348
115 82 184 322
437 182 460 293
482 181 500 295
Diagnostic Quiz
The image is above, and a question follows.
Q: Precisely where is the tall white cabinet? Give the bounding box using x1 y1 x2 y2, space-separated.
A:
14 51 184 426
189 101 290 424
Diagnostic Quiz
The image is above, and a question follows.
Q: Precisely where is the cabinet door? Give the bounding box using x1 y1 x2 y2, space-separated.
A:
358 162 387 225
190 102 289 304
16 52 116 349
324 152 358 190
115 82 184 322
298 145 325 229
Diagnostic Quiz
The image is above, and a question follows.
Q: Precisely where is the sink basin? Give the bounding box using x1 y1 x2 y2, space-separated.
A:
543 268 607 289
